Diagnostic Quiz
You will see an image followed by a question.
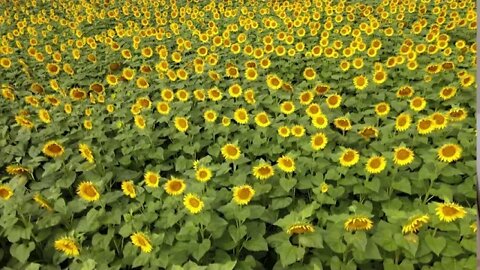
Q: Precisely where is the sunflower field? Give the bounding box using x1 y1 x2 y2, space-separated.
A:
0 0 477 269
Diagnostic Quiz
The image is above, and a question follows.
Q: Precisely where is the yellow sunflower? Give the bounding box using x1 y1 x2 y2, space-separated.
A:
287 223 315 235
254 112 271 127
278 126 290 138
395 113 412 132
0 185 13 200
79 143 94 163
266 74 283 90
121 180 136 198
42 141 65 158
353 75 368 90
164 178 186 196
439 86 457 100
310 132 328 151
358 126 379 140
33 193 53 211
375 102 390 117
203 110 217 123
416 118 435 135
312 114 328 129
290 125 305 138
221 144 241 161
38 109 51 124
6 164 30 175
303 67 316 80
195 167 212 182
131 232 153 253
77 181 100 202
183 193 204 214
448 107 467 122
156 102 170 115
437 143 462 163
234 108 249 124
334 117 352 131
174 117 189 132
280 101 295 115
435 202 467 222
228 84 243 98
344 216 374 232
144 171 160 188
306 103 322 117
402 214 429 234
393 147 414 166
326 94 342 109
410 96 426 112
54 236 80 257
431 112 448 130
365 156 387 174
232 185 255 205
277 155 296 173
339 148 359 167
252 163 275 180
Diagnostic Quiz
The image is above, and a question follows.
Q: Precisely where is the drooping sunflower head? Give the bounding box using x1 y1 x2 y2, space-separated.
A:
287 223 315 235
402 214 429 234
164 177 186 196
344 216 374 232
131 232 152 253
54 236 80 257
6 164 30 175
79 143 94 163
358 126 379 140
232 185 255 205
121 180 136 198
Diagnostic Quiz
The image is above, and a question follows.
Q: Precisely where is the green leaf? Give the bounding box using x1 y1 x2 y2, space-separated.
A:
192 239 211 261
298 230 323 248
276 242 305 267
364 177 381 192
80 259 96 270
228 224 247 243
243 235 268 251
10 241 35 263
132 253 150 267
364 240 382 260
392 177 411 194
424 235 446 256
280 177 297 192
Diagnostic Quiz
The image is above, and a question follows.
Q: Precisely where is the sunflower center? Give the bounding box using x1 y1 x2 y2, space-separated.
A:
198 170 208 178
433 115 445 124
238 188 251 200
309 105 319 114
283 103 292 110
441 206 459 216
281 158 293 168
160 104 168 111
369 158 381 168
375 72 384 80
271 78 280 86
189 198 200 208
83 186 97 197
412 99 422 107
314 136 324 145
441 146 456 157
316 117 325 125
306 69 314 77
148 175 157 183
169 181 182 191
337 119 349 127
343 151 355 162
328 96 338 105
352 219 369 228
356 77 365 85
0 189 9 198
226 146 238 156
47 144 62 153
258 114 268 123
419 120 432 129
258 166 271 175
178 119 187 128
397 149 410 160
136 236 147 246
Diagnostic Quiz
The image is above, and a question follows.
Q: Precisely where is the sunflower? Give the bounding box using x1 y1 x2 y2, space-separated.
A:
314 84 330 96
278 126 290 138
470 223 477 233
195 167 212 182
15 115 34 129
395 113 412 132
358 126 379 140
320 182 329 193
234 108 249 124
156 102 170 115
0 185 13 200
277 155 295 173
38 109 51 124
121 181 136 198
393 147 414 166
254 112 271 127
339 148 359 167
144 171 160 188
448 107 467 121
203 110 217 123
161 89 175 102
266 74 283 90
33 193 53 211
79 143 94 163
353 75 368 90
402 214 429 234
252 163 275 180
54 237 80 257
221 144 241 161
174 117 189 132
222 116 231 127
299 91 314 105
164 178 186 196
435 202 467 222
396 86 414 98
291 125 305 137
326 94 342 109
431 112 448 130
70 88 87 100
232 185 255 205
193 89 206 101
77 181 100 202
344 216 374 232
373 102 390 117
131 232 153 253
42 141 64 158
106 74 118 86
312 114 328 129
136 77 149 89
437 143 462 163
306 103 322 117
334 117 352 131
6 164 30 175
365 156 387 174
409 96 426 112
310 132 328 150
439 86 457 100
136 97 152 109
245 68 258 81
287 223 315 235
280 101 295 114
228 84 243 98
84 119 93 130
373 70 387 84
134 115 146 129
183 193 204 214
303 67 316 80
122 68 135 80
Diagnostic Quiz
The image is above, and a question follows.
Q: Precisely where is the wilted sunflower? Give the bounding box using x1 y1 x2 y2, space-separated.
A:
121 181 136 198
393 146 414 166
339 148 359 167
435 202 467 222
183 193 204 214
164 178 186 196
252 163 275 180
232 185 255 205
77 181 100 202
310 132 328 150
344 216 374 232
144 171 160 188
131 232 152 253
287 223 315 235
79 143 94 163
365 156 386 174
358 126 379 140
33 193 53 211
221 144 241 161
277 155 295 173
6 164 30 175
174 117 189 132
0 185 13 200
437 143 462 163
54 236 80 257
195 167 212 182
402 214 429 234
42 141 64 158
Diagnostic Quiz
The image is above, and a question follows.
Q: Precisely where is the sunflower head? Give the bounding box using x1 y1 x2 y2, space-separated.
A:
77 181 100 202
42 141 65 158
232 185 255 205
435 202 467 223
183 193 204 214
221 144 241 161
277 155 296 173
344 216 374 232
287 223 315 235
131 232 152 253
54 236 80 257
164 177 186 195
